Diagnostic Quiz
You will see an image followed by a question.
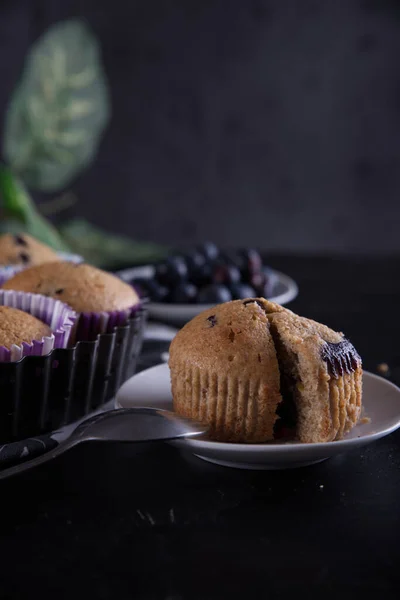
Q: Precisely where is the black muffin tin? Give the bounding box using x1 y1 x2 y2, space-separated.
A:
0 308 147 443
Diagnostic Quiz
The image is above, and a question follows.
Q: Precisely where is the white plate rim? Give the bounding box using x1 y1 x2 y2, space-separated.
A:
117 363 400 454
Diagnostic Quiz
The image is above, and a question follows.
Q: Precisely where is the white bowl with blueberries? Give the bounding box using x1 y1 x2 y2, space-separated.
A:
116 243 298 325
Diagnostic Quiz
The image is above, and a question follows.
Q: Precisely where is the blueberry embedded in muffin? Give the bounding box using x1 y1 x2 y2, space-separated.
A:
267 306 362 443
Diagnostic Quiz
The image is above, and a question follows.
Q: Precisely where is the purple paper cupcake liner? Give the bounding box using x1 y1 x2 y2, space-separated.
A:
0 290 76 362
0 305 147 443
74 304 141 342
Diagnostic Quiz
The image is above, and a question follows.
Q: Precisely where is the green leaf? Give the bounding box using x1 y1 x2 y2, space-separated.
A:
59 218 168 269
0 164 70 251
3 19 110 192
0 219 25 235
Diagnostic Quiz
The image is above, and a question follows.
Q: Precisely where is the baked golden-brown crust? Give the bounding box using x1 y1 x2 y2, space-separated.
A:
169 299 283 442
2 261 139 313
0 233 59 267
0 306 51 349
169 297 362 444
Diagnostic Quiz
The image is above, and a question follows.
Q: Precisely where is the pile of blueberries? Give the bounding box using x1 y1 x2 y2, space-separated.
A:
132 242 277 304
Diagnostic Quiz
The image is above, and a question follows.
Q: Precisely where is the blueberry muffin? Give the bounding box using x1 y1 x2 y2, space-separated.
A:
2 261 139 313
169 299 283 443
169 298 362 443
0 233 59 267
0 305 51 350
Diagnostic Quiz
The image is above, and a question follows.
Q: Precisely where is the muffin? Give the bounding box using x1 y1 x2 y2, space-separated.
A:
0 306 51 349
0 290 75 363
2 261 138 312
0 290 76 441
0 233 59 267
0 264 145 442
169 298 362 444
3 261 141 340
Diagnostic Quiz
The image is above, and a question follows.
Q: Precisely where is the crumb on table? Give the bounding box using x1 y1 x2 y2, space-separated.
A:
377 363 389 375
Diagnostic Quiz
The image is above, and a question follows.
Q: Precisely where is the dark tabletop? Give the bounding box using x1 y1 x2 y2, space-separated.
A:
1 255 400 600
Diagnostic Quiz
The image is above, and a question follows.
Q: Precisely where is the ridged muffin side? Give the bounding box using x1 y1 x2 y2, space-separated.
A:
169 300 282 443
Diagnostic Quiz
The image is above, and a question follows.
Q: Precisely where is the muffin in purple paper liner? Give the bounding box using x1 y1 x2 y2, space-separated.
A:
0 290 76 362
3 261 141 339
0 291 78 442
1 262 147 443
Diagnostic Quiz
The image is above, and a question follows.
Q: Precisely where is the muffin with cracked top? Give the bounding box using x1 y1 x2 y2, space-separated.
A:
169 298 362 443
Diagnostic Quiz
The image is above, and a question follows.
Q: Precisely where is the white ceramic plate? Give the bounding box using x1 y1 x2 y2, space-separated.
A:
117 363 400 470
116 265 298 325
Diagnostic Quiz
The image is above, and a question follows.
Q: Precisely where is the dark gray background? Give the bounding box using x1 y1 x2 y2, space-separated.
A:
1 0 400 255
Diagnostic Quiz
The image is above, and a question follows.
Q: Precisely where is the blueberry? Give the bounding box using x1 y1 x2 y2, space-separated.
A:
170 282 198 304
130 278 150 297
212 262 241 285
154 256 188 286
239 248 263 280
229 283 256 300
19 252 30 264
185 251 207 282
151 283 169 302
13 234 28 247
197 284 232 304
197 241 219 262
190 263 213 286
250 272 266 295
259 267 278 298
132 278 168 302
185 251 206 271
220 250 245 272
